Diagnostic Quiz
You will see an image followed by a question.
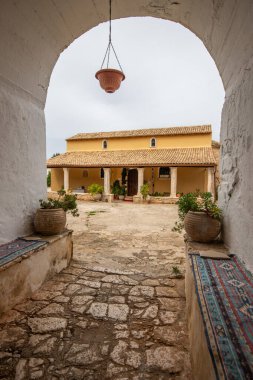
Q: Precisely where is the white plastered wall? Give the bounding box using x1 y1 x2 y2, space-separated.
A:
0 0 253 269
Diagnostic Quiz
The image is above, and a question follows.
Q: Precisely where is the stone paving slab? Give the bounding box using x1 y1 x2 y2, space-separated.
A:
0 203 192 379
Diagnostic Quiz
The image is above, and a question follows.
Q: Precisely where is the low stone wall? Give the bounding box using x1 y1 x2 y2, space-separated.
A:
0 230 73 315
133 196 178 204
185 241 222 380
150 196 178 204
185 255 216 380
48 192 178 204
47 191 94 202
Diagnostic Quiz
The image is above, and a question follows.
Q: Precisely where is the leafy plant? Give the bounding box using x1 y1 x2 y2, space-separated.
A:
120 186 126 196
172 266 182 277
88 183 103 195
140 183 149 200
111 180 121 196
47 171 51 187
121 168 127 185
172 191 222 233
39 190 79 217
151 192 165 197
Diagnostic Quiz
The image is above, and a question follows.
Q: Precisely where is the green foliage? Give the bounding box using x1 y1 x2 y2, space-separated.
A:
88 183 103 195
111 180 121 196
52 153 60 158
150 192 166 197
121 168 127 185
172 191 222 233
140 183 149 200
120 186 126 196
39 190 79 217
172 266 182 278
47 171 51 187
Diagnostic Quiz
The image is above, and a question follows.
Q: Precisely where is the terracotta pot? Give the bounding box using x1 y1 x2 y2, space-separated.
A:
95 69 125 93
34 208 66 235
184 211 221 243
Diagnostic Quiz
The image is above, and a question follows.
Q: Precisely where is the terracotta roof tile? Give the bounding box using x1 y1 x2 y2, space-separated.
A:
47 147 217 168
67 125 211 140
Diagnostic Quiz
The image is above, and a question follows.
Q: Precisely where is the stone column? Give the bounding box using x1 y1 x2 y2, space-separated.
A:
63 168 69 191
103 168 111 198
137 167 145 195
207 167 215 196
170 167 177 197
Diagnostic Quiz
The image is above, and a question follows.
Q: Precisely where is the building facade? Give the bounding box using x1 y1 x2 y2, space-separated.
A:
47 125 219 199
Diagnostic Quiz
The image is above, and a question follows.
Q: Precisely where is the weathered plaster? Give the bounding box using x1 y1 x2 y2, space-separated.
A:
0 0 253 267
0 230 73 315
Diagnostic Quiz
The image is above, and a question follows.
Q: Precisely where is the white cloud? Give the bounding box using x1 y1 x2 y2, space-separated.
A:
45 17 224 157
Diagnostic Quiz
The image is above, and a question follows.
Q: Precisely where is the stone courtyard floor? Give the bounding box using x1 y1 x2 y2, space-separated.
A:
0 202 192 379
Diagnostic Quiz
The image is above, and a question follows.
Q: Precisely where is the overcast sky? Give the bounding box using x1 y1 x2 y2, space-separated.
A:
45 17 225 158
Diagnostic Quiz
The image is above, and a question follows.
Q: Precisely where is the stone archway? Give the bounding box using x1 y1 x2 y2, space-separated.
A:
0 0 253 269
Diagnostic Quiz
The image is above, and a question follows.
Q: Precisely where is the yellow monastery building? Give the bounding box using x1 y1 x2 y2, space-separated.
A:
47 125 219 200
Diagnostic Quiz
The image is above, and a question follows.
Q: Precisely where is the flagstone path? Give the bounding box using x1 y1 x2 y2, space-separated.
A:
0 202 192 379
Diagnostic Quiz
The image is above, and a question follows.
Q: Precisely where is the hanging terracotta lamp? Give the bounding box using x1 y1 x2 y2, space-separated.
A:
95 0 125 93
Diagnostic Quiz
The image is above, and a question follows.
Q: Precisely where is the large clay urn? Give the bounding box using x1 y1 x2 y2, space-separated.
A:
184 211 221 243
34 208 66 235
95 68 125 93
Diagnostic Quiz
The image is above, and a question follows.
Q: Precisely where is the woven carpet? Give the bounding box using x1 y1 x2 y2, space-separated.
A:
0 238 48 267
190 254 253 380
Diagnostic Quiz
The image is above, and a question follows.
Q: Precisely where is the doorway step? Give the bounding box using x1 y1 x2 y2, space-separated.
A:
124 196 133 202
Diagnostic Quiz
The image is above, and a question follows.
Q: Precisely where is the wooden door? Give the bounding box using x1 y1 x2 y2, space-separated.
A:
127 169 138 196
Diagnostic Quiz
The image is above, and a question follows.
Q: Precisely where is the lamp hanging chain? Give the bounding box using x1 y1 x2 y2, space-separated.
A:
100 0 124 72
109 0 112 43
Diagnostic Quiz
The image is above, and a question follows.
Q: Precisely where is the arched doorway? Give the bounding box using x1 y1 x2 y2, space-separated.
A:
0 1 253 269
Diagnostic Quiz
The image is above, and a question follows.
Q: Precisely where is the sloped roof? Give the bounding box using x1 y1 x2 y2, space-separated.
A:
47 147 217 168
212 140 220 148
66 125 212 141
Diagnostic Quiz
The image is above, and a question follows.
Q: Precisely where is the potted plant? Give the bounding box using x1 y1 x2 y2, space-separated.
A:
88 183 103 201
119 186 126 200
112 180 121 200
34 190 79 235
140 183 150 202
172 192 222 242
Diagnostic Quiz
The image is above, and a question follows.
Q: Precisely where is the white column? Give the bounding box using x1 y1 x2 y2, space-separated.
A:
170 167 177 197
103 168 111 195
63 168 69 191
137 167 145 195
207 167 215 196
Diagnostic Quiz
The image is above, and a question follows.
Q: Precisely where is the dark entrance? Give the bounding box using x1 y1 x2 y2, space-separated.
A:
127 169 138 196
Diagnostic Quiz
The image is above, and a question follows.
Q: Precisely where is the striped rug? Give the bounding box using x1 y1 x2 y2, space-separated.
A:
190 254 253 379
0 238 48 267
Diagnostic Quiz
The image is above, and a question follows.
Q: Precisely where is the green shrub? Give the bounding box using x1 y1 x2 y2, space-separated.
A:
111 180 121 196
39 190 79 217
140 183 149 200
88 183 103 195
172 191 222 233
47 171 51 187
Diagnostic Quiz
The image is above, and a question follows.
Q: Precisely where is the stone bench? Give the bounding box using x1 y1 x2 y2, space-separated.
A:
0 230 72 315
185 240 253 379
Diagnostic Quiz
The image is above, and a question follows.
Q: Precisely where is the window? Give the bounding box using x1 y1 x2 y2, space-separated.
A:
83 169 88 178
102 140 108 149
159 167 170 178
100 168 104 179
150 137 156 148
